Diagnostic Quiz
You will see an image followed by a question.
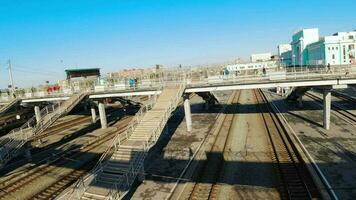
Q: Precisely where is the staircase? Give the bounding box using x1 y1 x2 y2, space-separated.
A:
286 87 310 101
0 92 87 168
66 84 185 200
195 92 219 105
0 98 20 114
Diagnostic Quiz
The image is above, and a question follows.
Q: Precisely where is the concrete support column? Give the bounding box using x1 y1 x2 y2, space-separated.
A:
184 94 192 132
323 89 331 130
24 143 32 161
98 103 107 129
205 102 209 110
91 107 97 123
34 106 41 124
298 95 303 108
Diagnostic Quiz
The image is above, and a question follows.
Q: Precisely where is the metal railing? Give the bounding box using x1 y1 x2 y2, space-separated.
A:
1 65 354 104
60 82 185 200
62 94 159 199
0 92 87 168
107 82 185 199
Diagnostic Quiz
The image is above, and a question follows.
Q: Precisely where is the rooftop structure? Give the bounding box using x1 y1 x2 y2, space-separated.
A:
65 68 101 80
278 44 292 56
250 53 272 62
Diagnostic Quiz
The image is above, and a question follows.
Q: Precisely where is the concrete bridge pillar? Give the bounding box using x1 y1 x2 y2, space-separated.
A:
98 103 107 129
24 143 32 161
323 89 331 130
184 94 192 132
91 107 97 123
34 106 41 124
298 95 303 108
205 102 209 110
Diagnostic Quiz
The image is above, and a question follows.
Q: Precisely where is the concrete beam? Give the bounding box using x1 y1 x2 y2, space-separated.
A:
34 106 41 124
98 103 107 129
185 80 339 93
183 94 192 132
22 97 70 103
323 89 331 130
89 91 161 99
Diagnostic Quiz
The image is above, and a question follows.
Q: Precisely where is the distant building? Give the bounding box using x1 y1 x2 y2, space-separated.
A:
280 50 293 66
250 53 272 62
291 28 320 66
65 68 101 80
307 31 356 65
279 28 356 66
278 44 292 56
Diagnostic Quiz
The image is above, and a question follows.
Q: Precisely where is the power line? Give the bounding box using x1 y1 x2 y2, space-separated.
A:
11 68 59 77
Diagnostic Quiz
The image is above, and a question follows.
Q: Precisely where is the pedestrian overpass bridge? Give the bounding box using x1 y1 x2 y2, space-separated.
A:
1 68 356 132
1 69 355 104
1 67 356 199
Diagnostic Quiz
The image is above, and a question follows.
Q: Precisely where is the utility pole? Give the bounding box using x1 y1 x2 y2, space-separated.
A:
7 59 15 95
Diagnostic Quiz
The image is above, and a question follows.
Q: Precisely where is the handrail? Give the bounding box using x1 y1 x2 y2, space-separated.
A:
66 94 158 199
0 92 87 167
62 82 185 199
106 82 185 199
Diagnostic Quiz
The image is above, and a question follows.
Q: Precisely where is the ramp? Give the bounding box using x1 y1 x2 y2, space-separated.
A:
195 92 219 105
0 98 20 114
0 92 87 168
286 87 310 101
67 84 185 200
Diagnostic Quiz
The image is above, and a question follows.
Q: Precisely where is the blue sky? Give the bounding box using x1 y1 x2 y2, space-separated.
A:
0 0 355 88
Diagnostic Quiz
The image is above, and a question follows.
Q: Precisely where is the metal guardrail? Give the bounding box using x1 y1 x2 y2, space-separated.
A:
1 66 355 104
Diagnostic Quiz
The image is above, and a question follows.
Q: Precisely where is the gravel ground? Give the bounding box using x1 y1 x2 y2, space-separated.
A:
264 89 356 200
217 90 281 200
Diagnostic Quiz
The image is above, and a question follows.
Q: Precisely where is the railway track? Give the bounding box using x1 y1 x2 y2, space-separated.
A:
305 92 356 123
0 116 133 200
178 90 320 200
255 89 320 200
185 91 240 200
29 115 92 141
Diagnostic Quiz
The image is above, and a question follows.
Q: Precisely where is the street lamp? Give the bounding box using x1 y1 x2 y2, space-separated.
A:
281 57 284 69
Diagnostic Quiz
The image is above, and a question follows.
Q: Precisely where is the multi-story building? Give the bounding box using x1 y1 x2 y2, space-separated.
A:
307 31 356 65
278 44 292 66
279 28 356 67
291 28 320 66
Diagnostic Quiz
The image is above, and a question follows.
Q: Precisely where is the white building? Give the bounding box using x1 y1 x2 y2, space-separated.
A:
291 28 320 66
307 31 356 65
250 53 272 62
278 44 292 56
